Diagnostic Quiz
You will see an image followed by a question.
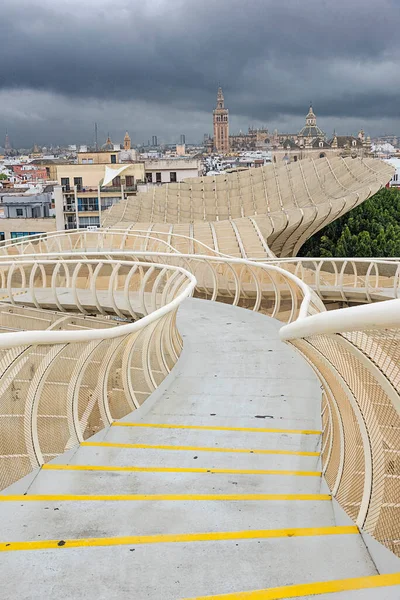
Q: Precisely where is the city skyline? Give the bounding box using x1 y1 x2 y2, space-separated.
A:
1 0 399 147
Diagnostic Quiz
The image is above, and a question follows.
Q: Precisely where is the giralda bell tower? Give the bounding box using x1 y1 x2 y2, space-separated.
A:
213 87 229 153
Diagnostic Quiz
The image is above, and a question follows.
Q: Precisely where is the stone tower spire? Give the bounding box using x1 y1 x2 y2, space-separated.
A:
213 87 229 154
217 87 224 108
124 131 131 150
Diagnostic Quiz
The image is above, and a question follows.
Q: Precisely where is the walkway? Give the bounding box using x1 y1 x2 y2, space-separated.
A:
0 299 398 599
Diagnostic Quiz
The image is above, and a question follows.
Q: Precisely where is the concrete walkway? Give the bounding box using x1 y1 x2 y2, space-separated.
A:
0 299 399 599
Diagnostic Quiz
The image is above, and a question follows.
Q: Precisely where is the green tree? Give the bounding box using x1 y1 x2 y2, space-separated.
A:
299 187 400 258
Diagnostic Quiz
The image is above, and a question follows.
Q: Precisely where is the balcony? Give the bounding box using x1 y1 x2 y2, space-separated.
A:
64 205 99 212
62 184 137 194
100 185 137 192
78 205 99 212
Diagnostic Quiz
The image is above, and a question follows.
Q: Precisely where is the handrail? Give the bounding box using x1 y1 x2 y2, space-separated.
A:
280 298 400 340
0 228 233 258
279 285 400 556
0 259 196 348
0 251 321 322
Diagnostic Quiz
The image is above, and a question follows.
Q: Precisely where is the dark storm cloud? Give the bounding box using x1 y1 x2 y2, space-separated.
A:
1 0 399 145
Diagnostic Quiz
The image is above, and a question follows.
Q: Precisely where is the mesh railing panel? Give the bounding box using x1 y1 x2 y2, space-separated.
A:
296 328 400 556
0 258 190 491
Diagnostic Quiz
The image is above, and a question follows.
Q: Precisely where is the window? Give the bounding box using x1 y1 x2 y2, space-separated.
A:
79 216 100 228
88 158 93 164
61 177 70 192
77 197 99 212
111 154 117 164
112 176 121 187
146 173 153 183
352 140 357 147
16 208 23 217
74 177 83 191
82 159 87 164
125 175 134 187
156 172 162 183
170 172 177 182
11 232 43 240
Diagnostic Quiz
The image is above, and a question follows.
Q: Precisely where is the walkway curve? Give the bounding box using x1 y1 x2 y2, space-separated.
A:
0 299 391 600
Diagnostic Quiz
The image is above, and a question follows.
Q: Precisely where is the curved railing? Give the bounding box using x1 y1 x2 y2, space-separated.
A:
1 231 399 306
0 259 195 490
281 300 400 556
0 252 324 492
262 257 400 304
1 234 400 559
0 229 231 258
0 252 325 323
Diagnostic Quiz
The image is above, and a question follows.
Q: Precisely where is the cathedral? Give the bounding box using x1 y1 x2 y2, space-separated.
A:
209 92 371 160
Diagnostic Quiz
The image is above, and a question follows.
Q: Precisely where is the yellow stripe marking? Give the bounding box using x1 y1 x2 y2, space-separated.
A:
81 442 320 457
42 464 321 477
0 493 331 502
183 573 400 599
112 422 321 435
0 526 357 553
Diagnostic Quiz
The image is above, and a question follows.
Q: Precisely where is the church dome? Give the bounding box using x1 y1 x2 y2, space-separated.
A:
298 105 325 139
102 135 114 151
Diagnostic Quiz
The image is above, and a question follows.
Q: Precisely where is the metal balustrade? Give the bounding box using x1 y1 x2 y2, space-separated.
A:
0 253 325 323
2 231 400 305
0 260 195 490
281 300 400 557
0 252 323 492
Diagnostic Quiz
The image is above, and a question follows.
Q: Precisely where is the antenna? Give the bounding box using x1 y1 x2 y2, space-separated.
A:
95 122 98 151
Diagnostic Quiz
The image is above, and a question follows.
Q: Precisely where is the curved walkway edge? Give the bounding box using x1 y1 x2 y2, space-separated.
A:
0 299 397 599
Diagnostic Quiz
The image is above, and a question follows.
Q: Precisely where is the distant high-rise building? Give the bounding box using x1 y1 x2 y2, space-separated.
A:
180 134 186 145
4 132 12 155
124 131 131 150
152 135 158 147
213 87 229 153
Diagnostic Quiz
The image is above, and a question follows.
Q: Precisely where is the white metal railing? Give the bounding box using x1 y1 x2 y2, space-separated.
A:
0 259 196 346
0 229 232 258
0 252 325 323
254 256 400 304
0 251 322 492
281 299 400 556
0 259 195 490
1 232 399 305
1 233 400 558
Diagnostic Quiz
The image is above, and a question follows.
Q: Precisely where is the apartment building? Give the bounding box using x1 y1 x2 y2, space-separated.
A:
54 154 145 229
144 158 202 184
0 191 57 241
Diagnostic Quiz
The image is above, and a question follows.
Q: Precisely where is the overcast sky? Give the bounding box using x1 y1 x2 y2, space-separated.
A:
1 0 399 148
